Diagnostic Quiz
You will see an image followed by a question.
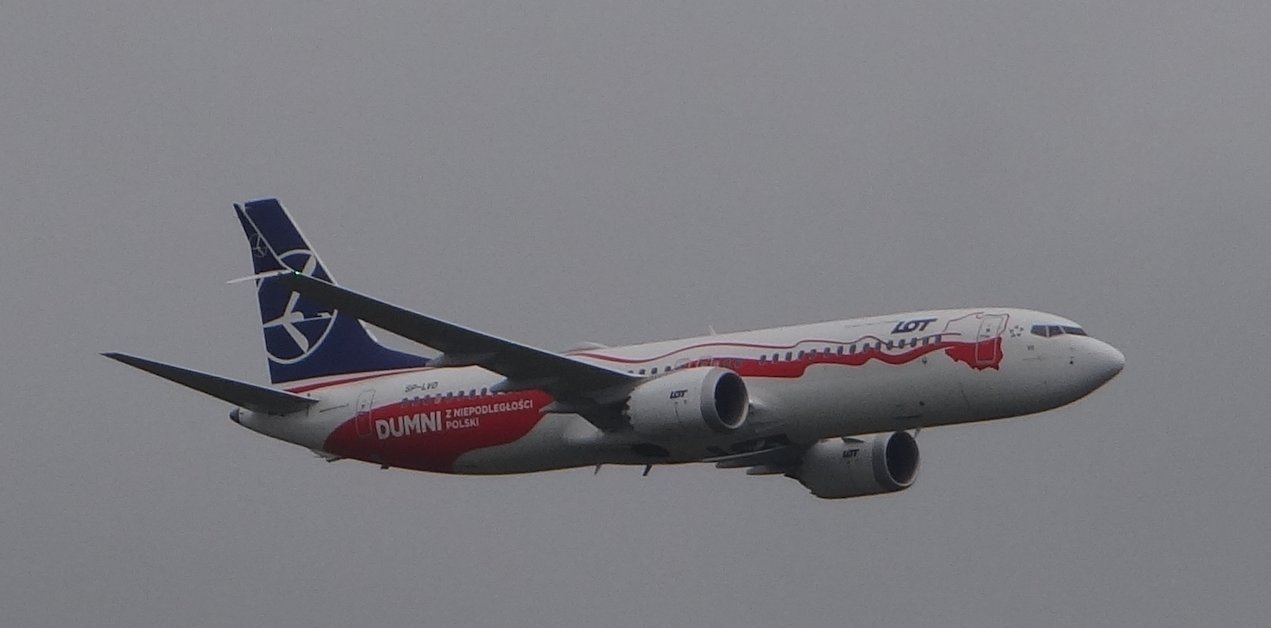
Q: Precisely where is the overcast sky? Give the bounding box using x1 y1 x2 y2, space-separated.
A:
2 2 1269 626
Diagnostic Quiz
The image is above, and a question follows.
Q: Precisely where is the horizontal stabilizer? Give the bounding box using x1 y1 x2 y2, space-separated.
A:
103 352 317 416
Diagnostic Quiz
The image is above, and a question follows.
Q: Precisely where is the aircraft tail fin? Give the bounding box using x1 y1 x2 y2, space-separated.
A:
103 352 317 415
234 199 430 385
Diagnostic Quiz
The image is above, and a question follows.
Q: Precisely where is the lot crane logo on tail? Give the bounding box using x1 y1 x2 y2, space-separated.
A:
259 248 337 364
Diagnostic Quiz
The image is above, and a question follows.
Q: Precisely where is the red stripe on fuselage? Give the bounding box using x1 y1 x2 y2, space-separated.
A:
583 338 1004 377
284 367 432 393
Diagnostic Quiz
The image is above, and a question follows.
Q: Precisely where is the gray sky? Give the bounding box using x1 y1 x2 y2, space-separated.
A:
1 2 1268 626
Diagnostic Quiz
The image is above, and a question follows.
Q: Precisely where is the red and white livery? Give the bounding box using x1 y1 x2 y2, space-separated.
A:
107 199 1124 499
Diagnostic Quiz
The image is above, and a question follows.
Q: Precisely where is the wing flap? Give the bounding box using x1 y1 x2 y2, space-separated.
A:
707 444 805 472
103 352 317 416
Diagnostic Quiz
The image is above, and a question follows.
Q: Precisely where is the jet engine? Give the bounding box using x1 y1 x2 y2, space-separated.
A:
796 431 920 499
624 367 749 439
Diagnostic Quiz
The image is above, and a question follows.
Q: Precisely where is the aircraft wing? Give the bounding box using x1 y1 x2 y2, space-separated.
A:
276 273 639 430
104 352 317 416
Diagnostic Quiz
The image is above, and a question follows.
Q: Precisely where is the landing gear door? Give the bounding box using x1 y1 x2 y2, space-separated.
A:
354 390 376 439
975 314 1008 365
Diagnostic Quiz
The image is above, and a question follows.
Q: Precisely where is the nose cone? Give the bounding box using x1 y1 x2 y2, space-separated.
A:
1089 340 1125 386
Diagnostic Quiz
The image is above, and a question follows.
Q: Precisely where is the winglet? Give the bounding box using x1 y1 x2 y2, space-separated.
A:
103 352 318 416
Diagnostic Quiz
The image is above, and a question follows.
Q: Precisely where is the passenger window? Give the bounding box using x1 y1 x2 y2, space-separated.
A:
785 352 793 361
651 367 659 374
638 369 646 375
836 345 844 355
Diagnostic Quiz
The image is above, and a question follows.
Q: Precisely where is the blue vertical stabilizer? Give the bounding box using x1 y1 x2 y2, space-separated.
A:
235 198 430 385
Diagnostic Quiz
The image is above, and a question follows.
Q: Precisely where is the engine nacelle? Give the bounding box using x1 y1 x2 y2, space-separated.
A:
624 367 749 439
797 431 920 499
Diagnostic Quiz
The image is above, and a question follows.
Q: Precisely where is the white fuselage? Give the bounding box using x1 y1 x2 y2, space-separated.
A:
236 307 1124 474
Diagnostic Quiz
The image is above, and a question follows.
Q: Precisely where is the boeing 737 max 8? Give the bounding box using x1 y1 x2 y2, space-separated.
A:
106 199 1124 499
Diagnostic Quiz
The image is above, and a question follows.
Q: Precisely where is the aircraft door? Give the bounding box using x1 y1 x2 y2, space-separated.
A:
975 314 1008 365
354 390 376 439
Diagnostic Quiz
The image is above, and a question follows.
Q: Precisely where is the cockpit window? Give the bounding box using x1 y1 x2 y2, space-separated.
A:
1031 324 1088 338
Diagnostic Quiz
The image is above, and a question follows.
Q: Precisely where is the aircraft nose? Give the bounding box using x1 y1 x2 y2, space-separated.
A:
1089 340 1125 385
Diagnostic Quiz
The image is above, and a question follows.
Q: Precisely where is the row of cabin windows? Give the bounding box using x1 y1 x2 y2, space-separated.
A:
406 332 954 394
621 335 947 375
623 357 754 376
756 335 943 364
629 366 675 375
401 330 961 399
401 387 505 406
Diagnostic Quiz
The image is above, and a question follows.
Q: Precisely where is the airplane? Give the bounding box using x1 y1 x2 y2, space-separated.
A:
106 198 1125 499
